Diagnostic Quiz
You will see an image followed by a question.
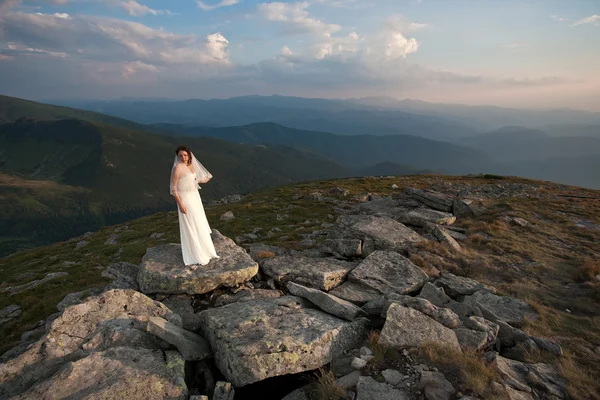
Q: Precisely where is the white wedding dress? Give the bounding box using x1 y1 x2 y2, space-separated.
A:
170 162 219 266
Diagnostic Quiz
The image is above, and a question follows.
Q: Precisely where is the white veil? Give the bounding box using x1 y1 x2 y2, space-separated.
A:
170 151 213 195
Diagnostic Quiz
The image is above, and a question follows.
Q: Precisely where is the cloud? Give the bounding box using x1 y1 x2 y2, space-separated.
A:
384 15 429 32
258 1 341 36
328 0 375 9
550 15 566 22
196 0 240 11
112 0 172 16
571 14 600 26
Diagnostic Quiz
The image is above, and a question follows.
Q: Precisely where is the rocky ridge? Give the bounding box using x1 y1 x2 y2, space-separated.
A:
0 183 577 400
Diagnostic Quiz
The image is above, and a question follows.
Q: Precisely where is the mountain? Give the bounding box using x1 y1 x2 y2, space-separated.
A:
0 118 352 256
152 122 493 174
58 96 480 141
461 126 600 162
538 124 600 138
358 161 434 176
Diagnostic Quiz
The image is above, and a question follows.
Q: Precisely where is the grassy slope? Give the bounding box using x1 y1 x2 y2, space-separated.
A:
1 174 598 397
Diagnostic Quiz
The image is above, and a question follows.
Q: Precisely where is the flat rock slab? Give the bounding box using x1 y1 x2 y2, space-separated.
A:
198 296 369 387
462 291 537 327
286 282 367 321
337 215 424 252
13 347 188 400
146 316 212 361
356 376 411 400
138 230 259 295
328 281 382 306
349 250 429 296
261 256 356 291
434 272 496 298
405 188 454 212
379 303 461 351
397 208 456 227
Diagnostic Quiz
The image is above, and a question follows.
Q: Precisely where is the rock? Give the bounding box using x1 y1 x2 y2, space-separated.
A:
198 296 369 387
453 198 486 218
434 272 496 298
419 283 483 320
0 272 69 295
361 297 385 316
213 381 235 400
261 256 356 291
161 295 203 331
81 320 168 353
329 282 381 306
281 387 311 400
462 291 537 327
104 233 119 245
213 288 284 307
12 347 188 400
149 232 165 239
424 223 462 252
379 303 461 351
337 215 425 252
137 231 259 295
384 294 460 329
454 329 490 352
405 187 454 212
220 211 235 221
0 304 22 326
356 196 407 218
0 289 180 398
504 385 534 400
356 376 411 400
352 357 368 369
360 346 373 357
501 216 533 228
286 282 367 321
146 316 211 361
322 239 363 258
445 229 468 241
245 244 288 260
76 240 88 248
532 337 563 357
418 371 456 400
57 288 103 312
397 208 456 227
382 369 404 386
336 370 362 388
102 261 139 291
463 316 499 345
348 250 429 296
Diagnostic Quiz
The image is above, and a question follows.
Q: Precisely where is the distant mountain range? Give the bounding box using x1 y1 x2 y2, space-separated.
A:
57 94 600 133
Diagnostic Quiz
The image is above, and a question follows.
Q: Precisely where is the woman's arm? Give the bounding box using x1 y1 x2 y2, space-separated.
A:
170 165 187 214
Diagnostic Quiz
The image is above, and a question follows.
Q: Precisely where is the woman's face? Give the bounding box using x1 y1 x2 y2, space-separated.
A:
178 150 190 164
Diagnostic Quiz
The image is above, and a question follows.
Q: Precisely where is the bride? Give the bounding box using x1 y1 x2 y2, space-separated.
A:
170 145 219 268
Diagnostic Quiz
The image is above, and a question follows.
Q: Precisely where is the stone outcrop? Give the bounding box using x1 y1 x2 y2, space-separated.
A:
137 230 259 295
336 215 425 252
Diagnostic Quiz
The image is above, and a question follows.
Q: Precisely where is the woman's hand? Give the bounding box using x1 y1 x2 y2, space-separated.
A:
179 203 187 214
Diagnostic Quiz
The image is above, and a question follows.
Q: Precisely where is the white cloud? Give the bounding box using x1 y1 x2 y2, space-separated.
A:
384 15 429 32
571 14 600 26
196 0 240 11
550 15 566 22
113 0 172 16
258 1 341 36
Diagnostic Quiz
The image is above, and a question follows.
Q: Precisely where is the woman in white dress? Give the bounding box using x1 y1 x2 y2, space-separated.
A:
170 145 219 268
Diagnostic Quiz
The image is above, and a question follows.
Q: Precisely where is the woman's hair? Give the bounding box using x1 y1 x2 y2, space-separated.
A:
175 145 192 165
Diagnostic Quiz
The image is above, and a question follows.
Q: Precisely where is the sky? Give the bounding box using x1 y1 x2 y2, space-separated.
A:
0 0 599 110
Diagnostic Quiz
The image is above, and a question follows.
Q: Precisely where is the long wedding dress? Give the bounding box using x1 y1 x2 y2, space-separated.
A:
170 158 219 266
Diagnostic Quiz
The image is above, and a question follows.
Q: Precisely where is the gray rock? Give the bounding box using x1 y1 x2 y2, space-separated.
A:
419 370 456 400
382 369 405 386
104 233 119 245
397 208 456 227
348 250 429 296
380 303 461 351
337 215 425 252
198 296 369 387
361 297 385 316
220 211 235 221
138 230 259 295
504 386 534 400
462 291 537 327
336 370 362 388
463 316 499 344
146 316 212 361
351 357 368 369
261 256 356 291
0 304 22 326
434 272 496 298
0 272 69 295
329 282 381 306
102 261 139 291
213 381 235 400
161 295 203 331
453 198 486 218
356 376 411 400
454 329 489 352
405 187 454 212
501 216 533 228
213 288 284 307
424 223 462 252
322 239 363 258
149 232 165 239
384 294 460 329
57 288 103 312
419 283 483 320
12 348 188 400
286 282 367 321
82 320 168 352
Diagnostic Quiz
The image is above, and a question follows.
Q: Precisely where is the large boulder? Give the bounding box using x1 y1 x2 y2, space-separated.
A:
137 230 259 295
397 208 456 227
348 250 429 296
379 303 461 351
433 272 496 298
462 291 537 327
11 348 188 400
405 188 454 212
286 282 367 321
336 215 424 252
261 256 356 291
198 296 369 387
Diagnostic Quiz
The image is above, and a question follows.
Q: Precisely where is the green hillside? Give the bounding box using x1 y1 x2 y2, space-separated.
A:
0 118 352 256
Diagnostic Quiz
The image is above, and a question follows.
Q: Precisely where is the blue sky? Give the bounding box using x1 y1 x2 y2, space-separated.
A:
0 0 598 110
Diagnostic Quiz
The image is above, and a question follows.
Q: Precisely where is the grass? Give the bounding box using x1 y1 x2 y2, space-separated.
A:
311 368 347 400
